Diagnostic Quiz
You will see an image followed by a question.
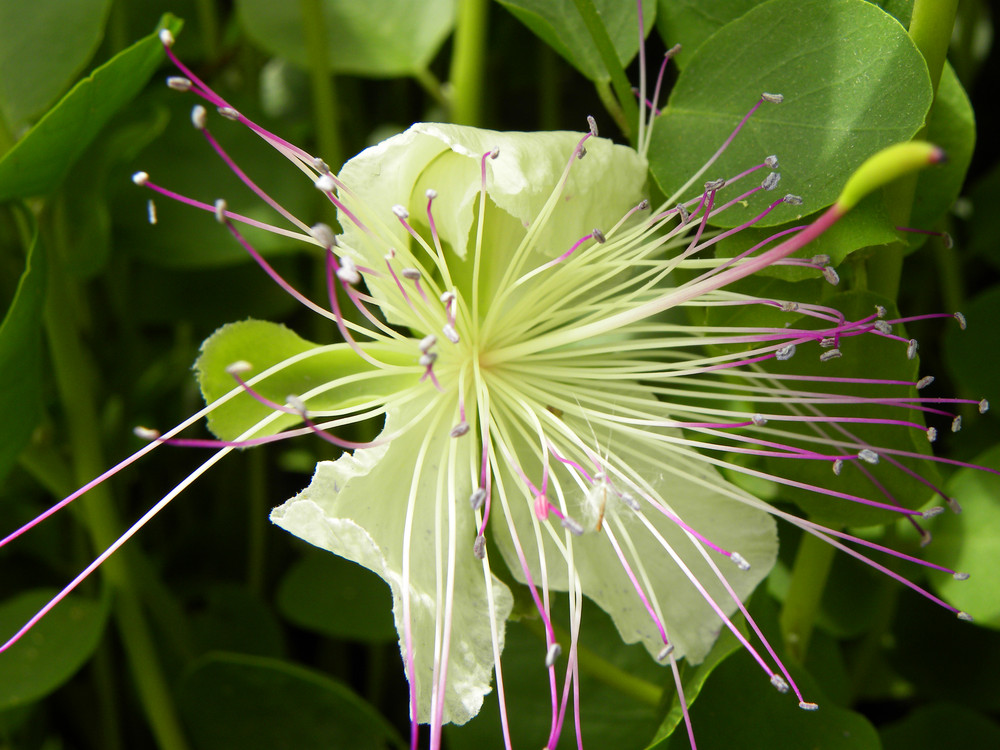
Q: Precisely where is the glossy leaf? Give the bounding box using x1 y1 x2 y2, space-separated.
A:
276 548 396 642
0 590 108 710
649 0 932 228
236 0 456 76
497 0 655 82
0 211 45 482
882 702 1000 750
179 652 406 749
654 0 758 69
0 14 183 202
0 0 111 130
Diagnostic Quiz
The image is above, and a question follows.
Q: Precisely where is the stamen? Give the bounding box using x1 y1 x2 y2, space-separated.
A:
214 198 227 223
656 644 675 663
799 701 820 711
586 115 598 137
159 28 175 46
954 311 967 329
191 104 207 130
730 551 751 571
951 415 962 433
761 172 781 191
821 265 840 285
980 399 990 413
420 335 437 352
473 534 486 560
776 344 796 361
771 674 790 693
442 324 460 344
147 199 157 225
819 349 842 362
166 75 192 91
450 422 470 438
545 642 562 668
765 155 779 168
132 171 149 186
469 487 487 511
907 339 919 359
761 92 784 103
857 449 880 464
336 256 361 286
217 106 240 120
315 175 336 192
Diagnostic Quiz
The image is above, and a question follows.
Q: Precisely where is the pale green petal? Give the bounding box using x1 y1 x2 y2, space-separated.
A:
338 123 646 265
270 399 513 725
492 419 777 665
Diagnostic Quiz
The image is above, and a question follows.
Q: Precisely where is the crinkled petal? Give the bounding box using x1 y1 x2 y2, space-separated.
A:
270 399 513 724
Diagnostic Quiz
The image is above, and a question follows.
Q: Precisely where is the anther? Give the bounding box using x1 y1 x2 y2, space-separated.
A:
473 535 486 559
336 256 361 285
134 426 161 440
676 204 690 223
947 497 963 513
770 674 789 693
907 339 919 359
619 492 640 511
450 421 470 438
979 399 989 413
489 147 500 159
780 301 799 312
783 194 803 205
776 344 796 361
426 188 437 200
217 106 240 120
392 205 409 219
926 427 937 443
957 611 974 622
637 199 650 210
821 266 840 285
761 172 781 191
799 702 819 711
577 146 587 159
469 487 487 511
656 644 675 663
810 255 831 265
191 105 207 130
954 311 967 330
285 395 308 414
310 223 336 248
953 571 970 581
147 199 157 225
401 268 421 281
951 415 962 433
765 155 779 169
858 449 879 465
731 552 751 571
922 506 944 518
875 305 887 318
419 352 437 367
225 360 253 375
875 320 892 335
159 29 175 47
214 199 228 223
315 175 336 192
832 459 844 475
442 324 460 344
942 232 954 249
440 290 456 306
705 178 726 191
545 643 562 668
587 115 598 137
751 414 767 426
313 158 330 174
561 516 584 536
167 76 192 91
761 92 784 103
819 337 836 348
593 228 606 243
132 171 149 186
819 349 842 362
419 335 437 352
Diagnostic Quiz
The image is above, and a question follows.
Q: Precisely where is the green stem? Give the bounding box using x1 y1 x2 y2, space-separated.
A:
195 0 221 60
779 531 837 664
571 0 639 143
45 253 190 750
448 0 489 126
413 68 449 110
299 0 343 172
868 0 958 299
524 617 662 706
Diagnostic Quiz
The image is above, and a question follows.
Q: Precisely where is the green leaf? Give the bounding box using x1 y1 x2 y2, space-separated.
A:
0 14 183 202
649 0 932 228
927 445 1000 628
276 547 396 642
909 63 975 236
235 0 456 77
497 0 655 82
0 0 112 130
178 652 406 750
654 0 759 69
0 211 46 482
0 590 108 710
943 285 1000 411
882 702 1000 750
447 595 666 749
647 626 743 746
195 319 411 440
